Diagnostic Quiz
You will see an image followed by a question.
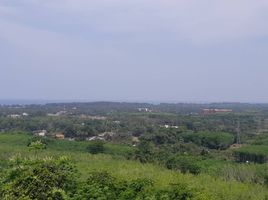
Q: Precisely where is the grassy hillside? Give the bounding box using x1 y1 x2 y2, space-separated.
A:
0 133 267 199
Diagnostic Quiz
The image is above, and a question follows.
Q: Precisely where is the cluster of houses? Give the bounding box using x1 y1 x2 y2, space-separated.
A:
80 115 107 120
86 132 115 141
137 108 152 112
33 130 116 142
8 113 29 118
33 130 47 137
161 124 179 129
32 130 140 146
202 109 233 115
33 130 65 139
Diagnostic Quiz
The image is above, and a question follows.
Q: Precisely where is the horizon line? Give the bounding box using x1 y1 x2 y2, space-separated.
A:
1 99 268 105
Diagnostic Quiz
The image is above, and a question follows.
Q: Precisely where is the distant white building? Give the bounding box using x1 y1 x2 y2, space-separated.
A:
47 111 67 117
33 130 47 137
56 111 67 115
47 113 58 117
8 114 21 119
86 136 105 141
138 108 152 112
98 132 115 137
22 113 29 117
79 115 107 120
132 136 140 146
55 132 65 139
162 125 179 129
202 109 232 115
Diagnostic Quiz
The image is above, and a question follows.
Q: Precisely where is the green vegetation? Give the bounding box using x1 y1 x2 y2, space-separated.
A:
0 156 209 200
87 140 105 154
1 102 268 199
234 145 268 163
0 133 267 200
181 131 234 150
0 156 76 199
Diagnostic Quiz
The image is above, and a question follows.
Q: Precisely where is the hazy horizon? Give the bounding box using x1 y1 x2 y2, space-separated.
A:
1 99 268 106
1 1 268 102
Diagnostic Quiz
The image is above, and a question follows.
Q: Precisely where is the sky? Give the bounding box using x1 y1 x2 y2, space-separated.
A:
1 0 268 103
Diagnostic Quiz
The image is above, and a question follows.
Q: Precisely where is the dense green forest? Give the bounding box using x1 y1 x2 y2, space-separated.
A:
0 102 267 199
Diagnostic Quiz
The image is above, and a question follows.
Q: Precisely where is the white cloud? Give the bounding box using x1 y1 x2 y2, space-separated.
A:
1 0 268 45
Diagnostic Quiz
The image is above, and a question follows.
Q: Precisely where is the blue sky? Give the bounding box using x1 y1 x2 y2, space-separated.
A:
1 0 268 102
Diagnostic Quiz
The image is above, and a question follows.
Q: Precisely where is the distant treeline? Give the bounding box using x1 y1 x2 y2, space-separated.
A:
2 101 268 116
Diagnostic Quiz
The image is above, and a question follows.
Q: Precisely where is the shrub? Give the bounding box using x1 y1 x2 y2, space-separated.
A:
28 140 46 150
74 172 119 199
0 156 76 200
27 136 50 147
166 155 201 174
87 140 105 154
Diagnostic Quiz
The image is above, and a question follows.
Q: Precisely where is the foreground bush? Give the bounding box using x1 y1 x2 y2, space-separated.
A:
0 156 76 200
0 156 212 200
74 172 210 200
